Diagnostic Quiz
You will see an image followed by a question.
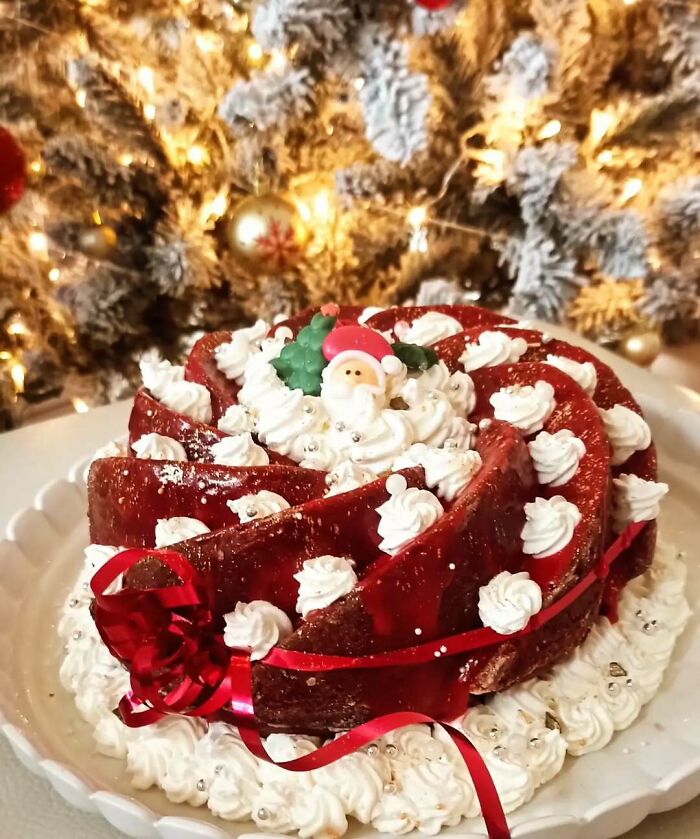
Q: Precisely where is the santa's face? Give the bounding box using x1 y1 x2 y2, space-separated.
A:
328 357 382 389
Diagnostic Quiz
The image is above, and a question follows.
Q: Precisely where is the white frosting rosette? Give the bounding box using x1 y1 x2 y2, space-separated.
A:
459 331 528 372
154 516 210 547
214 320 268 384
396 443 482 502
376 473 444 554
227 490 290 523
612 474 669 533
394 311 463 345
131 433 187 461
545 354 597 396
528 429 586 486
217 404 255 435
478 571 543 635
599 404 651 465
210 433 269 466
521 495 581 558
294 555 358 617
490 381 556 436
223 601 292 660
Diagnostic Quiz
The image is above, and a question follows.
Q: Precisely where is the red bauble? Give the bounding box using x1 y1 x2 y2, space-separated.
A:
414 0 455 9
0 127 26 214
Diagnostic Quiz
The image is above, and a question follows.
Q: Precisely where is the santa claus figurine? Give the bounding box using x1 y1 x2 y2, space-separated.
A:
322 324 404 392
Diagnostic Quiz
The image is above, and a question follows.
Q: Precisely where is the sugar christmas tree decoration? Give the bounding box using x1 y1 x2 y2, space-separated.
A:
271 312 336 396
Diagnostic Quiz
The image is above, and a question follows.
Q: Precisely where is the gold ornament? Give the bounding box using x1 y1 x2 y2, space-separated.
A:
567 280 644 340
617 328 662 367
226 194 307 271
79 224 118 259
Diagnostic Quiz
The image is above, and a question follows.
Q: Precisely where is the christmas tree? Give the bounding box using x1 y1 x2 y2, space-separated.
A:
0 0 698 427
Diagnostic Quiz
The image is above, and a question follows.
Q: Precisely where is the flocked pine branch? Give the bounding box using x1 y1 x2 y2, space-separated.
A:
252 0 354 56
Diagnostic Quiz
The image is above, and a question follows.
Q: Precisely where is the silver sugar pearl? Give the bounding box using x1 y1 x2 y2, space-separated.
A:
479 418 492 430
489 726 500 740
72 630 83 641
325 473 338 486
196 779 206 792
443 438 458 449
384 782 397 794
635 609 643 618
385 744 398 757
215 764 224 775
366 744 379 756
529 737 542 749
245 508 258 519
607 681 620 695
493 745 505 757
428 391 439 401
68 598 80 608
643 621 656 633
257 808 270 821
450 381 461 390
626 678 633 686
335 421 346 432
303 404 314 414
306 441 319 452
351 432 361 443
306 676 317 687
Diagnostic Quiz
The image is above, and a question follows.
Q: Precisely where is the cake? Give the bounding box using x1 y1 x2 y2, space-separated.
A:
59 303 689 836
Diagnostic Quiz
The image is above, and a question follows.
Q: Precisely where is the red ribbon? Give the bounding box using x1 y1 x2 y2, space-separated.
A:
91 521 647 839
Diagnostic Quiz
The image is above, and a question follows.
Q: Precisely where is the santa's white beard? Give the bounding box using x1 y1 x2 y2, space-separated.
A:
320 378 385 429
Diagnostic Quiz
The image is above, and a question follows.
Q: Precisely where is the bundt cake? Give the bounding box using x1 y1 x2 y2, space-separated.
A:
87 303 668 736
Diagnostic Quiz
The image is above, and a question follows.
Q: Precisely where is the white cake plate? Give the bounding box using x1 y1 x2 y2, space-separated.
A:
1 346 700 839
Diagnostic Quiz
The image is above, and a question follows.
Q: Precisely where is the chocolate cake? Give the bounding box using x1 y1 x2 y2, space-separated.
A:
87 304 668 736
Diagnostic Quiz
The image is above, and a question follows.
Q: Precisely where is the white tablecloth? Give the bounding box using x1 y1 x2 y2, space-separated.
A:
0 399 698 838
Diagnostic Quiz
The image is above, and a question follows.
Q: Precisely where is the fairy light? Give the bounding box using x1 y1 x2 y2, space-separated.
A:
407 205 429 253
596 150 614 166
137 66 155 94
143 103 156 121
622 0 637 5
195 32 221 53
29 160 44 176
620 177 643 204
589 109 616 148
75 89 87 108
353 78 365 91
6 316 29 337
10 362 25 393
538 119 561 140
72 397 90 414
199 189 229 225
186 145 209 166
27 231 48 257
472 149 507 185
118 153 134 166
247 42 264 66
48 268 61 283
268 49 287 72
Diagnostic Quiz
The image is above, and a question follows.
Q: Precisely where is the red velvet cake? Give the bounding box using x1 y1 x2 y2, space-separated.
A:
86 303 670 739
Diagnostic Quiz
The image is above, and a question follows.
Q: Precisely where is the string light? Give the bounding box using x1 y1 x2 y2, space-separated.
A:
143 103 156 121
29 160 44 175
589 109 616 148
620 177 643 204
48 268 61 282
186 145 209 166
10 362 25 393
75 89 87 108
247 43 264 66
538 119 561 140
407 206 428 228
136 66 155 94
199 189 229 225
118 153 134 166
471 149 507 185
268 49 287 72
353 78 365 91
0 352 10 360
27 231 48 257
596 150 614 166
622 0 637 5
72 397 90 414
6 316 29 337
194 32 222 54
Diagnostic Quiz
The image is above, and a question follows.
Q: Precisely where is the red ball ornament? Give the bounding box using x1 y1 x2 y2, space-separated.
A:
414 0 456 9
0 126 26 215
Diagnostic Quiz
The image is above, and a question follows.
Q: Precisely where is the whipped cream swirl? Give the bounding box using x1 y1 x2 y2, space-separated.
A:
446 370 476 415
397 443 482 502
325 460 375 496
214 320 268 384
376 473 444 555
154 516 210 547
293 556 358 617
521 495 581 558
210 433 269 466
599 404 652 466
459 331 528 372
490 381 556 436
256 387 324 458
545 354 597 397
131 433 187 462
346 411 414 475
223 601 292 660
139 354 184 397
612 474 669 533
217 404 255 435
227 490 290 523
443 417 477 451
528 429 586 487
478 571 543 635
139 354 213 423
394 312 463 345
401 378 455 447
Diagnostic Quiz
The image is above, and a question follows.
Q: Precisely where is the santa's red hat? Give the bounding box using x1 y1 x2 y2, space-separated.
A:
322 324 403 383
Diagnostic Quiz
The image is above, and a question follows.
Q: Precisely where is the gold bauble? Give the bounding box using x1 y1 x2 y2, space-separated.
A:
225 194 307 271
79 225 118 259
617 328 662 367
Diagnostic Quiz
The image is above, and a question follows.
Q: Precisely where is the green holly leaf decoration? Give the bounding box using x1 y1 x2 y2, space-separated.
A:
391 341 439 371
271 313 336 395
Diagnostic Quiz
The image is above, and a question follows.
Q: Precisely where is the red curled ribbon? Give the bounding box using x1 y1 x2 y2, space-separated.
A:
91 520 647 839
